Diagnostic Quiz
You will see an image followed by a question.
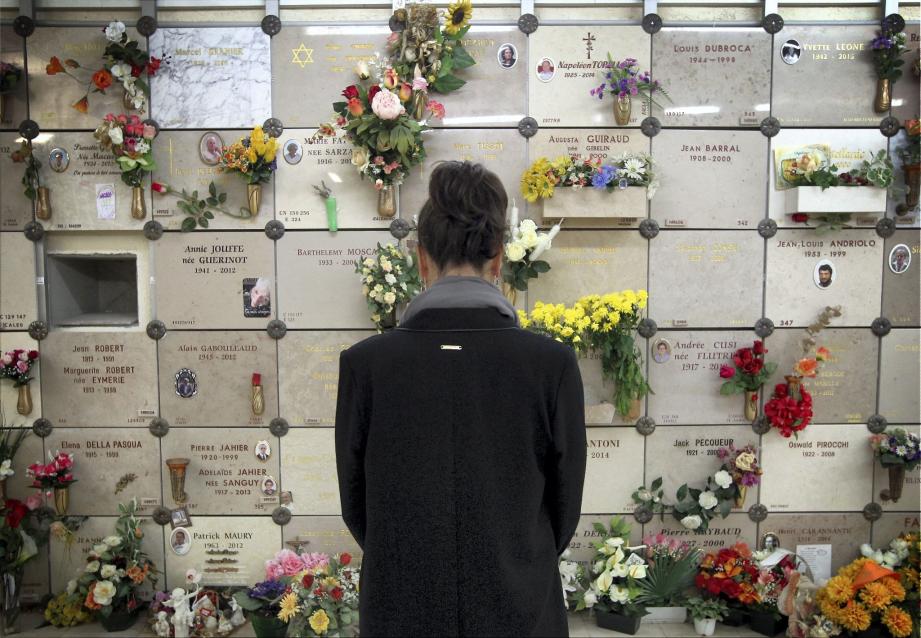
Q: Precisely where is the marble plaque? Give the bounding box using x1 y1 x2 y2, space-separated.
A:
765 328 878 425
163 516 278 589
154 231 275 330
0 332 40 419
282 517 362 558
882 231 920 326
581 427 644 513
527 129 649 228
31 132 144 232
0 233 37 330
649 231 763 328
158 331 278 428
151 130 275 228
872 513 920 545
650 130 767 228
579 350 648 426
643 513 756 552
402 129 527 222
647 330 758 425
280 428 339 515
651 28 771 128
40 331 157 428
566 515 645 566
278 331 368 426
0 27 27 128
772 25 879 127
0 132 34 230
644 425 759 500
768 129 887 227
761 424 873 511
763 514 870 573
276 230 392 329
891 24 920 123
27 26 144 129
529 26 651 128
44 428 161 516
765 230 883 327
160 428 280 515
274 129 390 229
874 425 920 512
877 329 920 424
149 27 271 129
527 230 647 307
271 25 390 128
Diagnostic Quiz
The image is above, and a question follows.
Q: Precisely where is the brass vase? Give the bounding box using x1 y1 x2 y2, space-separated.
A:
36 186 52 221
744 390 758 422
377 185 397 217
53 486 69 516
122 89 139 112
165 458 190 504
904 164 920 211
734 485 747 508
613 94 632 125
873 78 891 113
251 384 265 416
16 385 32 416
886 465 905 503
247 183 262 216
131 185 147 220
784 375 803 395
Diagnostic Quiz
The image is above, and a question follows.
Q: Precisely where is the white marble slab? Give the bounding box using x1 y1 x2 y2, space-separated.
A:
877 329 920 424
0 232 37 330
581 427 644 513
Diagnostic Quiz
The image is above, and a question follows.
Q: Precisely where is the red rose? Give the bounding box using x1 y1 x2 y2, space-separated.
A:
339 552 352 566
752 340 764 355
151 182 167 193
367 85 381 102
719 365 735 379
314 587 325 598
341 85 359 100
131 65 143 78
330 587 343 601
792 213 808 223
146 57 161 75
27 350 38 360
301 573 314 589
749 360 763 375
773 383 788 399
4 499 28 529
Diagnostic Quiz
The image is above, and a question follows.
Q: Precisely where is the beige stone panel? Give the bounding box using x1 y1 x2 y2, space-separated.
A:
872 512 920 545
579 349 647 426
44 427 161 516
765 230 883 327
765 328 878 425
890 23 919 123
151 130 275 229
160 427 280 516
0 333 40 419
0 132 34 229
649 230 763 328
1 26 27 128
642 513 757 552
873 425 920 511
2 429 43 502
761 424 872 512
22 547 49 604
581 427 645 514
647 331 758 425
158 331 278 428
651 28 771 128
280 428 339 516
651 130 767 229
154 231 275 330
878 329 920 424
277 331 369 426
763 514 871 573
566 515 645 566
39 331 156 428
529 26 651 128
882 231 920 327
275 230 392 329
0 233 37 330
282 516 362 559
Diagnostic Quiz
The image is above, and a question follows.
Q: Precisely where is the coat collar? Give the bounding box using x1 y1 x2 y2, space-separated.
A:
397 307 519 332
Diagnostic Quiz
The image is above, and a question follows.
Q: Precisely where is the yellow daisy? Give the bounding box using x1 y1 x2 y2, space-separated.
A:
277 592 300 623
309 609 331 634
444 0 473 35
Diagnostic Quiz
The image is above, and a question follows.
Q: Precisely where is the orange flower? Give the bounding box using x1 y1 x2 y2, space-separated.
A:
882 606 912 638
126 565 146 584
84 585 101 610
823 575 853 605
858 580 892 611
838 599 871 632
732 542 753 558
46 56 65 75
794 358 818 377
879 575 906 601
92 69 113 90
72 96 89 113
347 97 364 117
815 346 830 362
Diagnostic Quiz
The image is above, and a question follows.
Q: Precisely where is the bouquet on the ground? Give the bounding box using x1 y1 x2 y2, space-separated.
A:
94 113 157 186
869 428 921 471
816 557 912 637
502 213 562 293
589 55 670 108
585 516 648 617
1 348 39 386
695 543 761 608
718 341 776 394
276 552 360 637
521 154 658 203
219 125 278 185
356 243 422 331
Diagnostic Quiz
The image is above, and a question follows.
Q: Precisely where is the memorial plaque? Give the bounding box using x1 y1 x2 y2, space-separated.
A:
150 27 271 129
877 329 920 424
566 515 644 566
650 130 767 228
875 425 919 512
761 424 872 512
151 130 275 228
154 231 275 330
581 427 644 513
527 231 647 308
27 26 142 129
529 26 651 128
649 231 763 328
0 132 34 229
643 513 756 552
276 230 392 329
40 331 157 428
158 331 278 428
22 547 49 603
768 129 888 228
278 331 368 426
527 129 649 228
764 514 870 573
888 129 920 226
765 230 883 327
651 28 771 128
280 428 339 515
772 25 879 127
0 332 41 418
0 233 38 330
161 427 280 515
645 426 759 501
44 427 160 516
765 328 878 425
872 513 920 545
579 350 648 426
163 516 278 589
271 25 390 129
402 129 527 222
647 330 758 425
282 517 362 559
0 26 26 128
51 515 165 593
275 129 389 230
882 231 920 326
891 24 920 123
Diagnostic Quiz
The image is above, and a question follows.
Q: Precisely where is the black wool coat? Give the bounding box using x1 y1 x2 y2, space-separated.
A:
335 306 587 637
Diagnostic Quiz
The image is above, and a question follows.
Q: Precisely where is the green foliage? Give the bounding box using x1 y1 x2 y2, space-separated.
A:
804 165 841 190
686 596 729 620
636 548 702 606
854 149 895 188
161 181 246 231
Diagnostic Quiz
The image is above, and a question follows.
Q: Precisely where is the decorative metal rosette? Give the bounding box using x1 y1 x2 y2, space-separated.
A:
269 417 290 438
517 117 539 138
272 506 292 526
757 219 778 238
13 15 35 38
32 418 53 438
871 317 892 337
146 320 167 340
642 13 663 34
27 320 48 341
389 218 413 240
264 220 285 241
640 117 661 138
762 13 784 35
23 221 44 242
152 506 172 526
879 116 901 138
148 417 170 438
637 318 658 339
639 219 660 239
635 417 656 436
866 414 888 434
633 506 654 524
754 317 775 338
136 15 158 37
759 117 781 138
18 119 39 140
862 502 883 522
263 118 284 138
517 13 539 35
261 14 282 37
751 416 771 435
882 13 906 34
875 218 896 238
748 504 768 522
143 220 164 241
267 319 288 340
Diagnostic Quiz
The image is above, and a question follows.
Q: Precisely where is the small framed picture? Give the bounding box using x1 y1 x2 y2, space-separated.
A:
261 476 278 497
255 440 271 462
498 43 518 69
652 339 671 364
199 131 224 166
280 490 293 506
48 147 70 173
888 243 911 274
243 277 272 318
170 527 192 555
781 39 801 65
814 259 836 289
170 506 192 530
175 368 198 399
282 139 303 165
536 57 555 83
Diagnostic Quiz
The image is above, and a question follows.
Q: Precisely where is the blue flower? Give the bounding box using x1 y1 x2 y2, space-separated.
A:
591 172 609 189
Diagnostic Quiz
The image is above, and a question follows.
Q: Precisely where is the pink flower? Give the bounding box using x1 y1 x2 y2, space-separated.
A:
142 125 156 139
300 552 330 571
16 360 28 373
373 156 385 165
371 89 405 120
276 549 305 576
62 474 74 483
25 494 42 510
427 100 445 119
264 560 284 581
412 77 428 91
1 354 12 365
117 114 127 123
387 32 400 44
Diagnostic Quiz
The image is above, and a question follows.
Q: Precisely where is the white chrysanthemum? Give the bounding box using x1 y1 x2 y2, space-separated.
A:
384 273 397 285
104 21 126 42
681 515 702 530
698 491 718 510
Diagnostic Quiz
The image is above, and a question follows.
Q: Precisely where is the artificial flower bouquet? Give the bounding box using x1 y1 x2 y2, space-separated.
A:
276 552 359 637
586 516 648 619
718 341 776 395
151 180 250 231
356 243 423 331
715 443 762 507
520 153 658 204
1 348 39 387
870 428 921 472
870 28 909 84
589 55 669 107
750 553 798 620
94 113 157 186
27 451 76 490
219 125 278 186
502 214 562 295
559 550 595 611
636 533 702 609
695 544 761 611
816 557 912 637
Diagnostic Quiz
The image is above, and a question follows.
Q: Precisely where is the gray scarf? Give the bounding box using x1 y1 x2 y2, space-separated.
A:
400 276 519 326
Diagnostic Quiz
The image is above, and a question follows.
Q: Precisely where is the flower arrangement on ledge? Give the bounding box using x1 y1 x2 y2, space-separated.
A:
590 55 670 125
356 243 422 332
585 517 649 624
696 544 761 607
521 153 658 204
219 125 278 217
501 203 562 301
816 557 912 637
718 340 776 422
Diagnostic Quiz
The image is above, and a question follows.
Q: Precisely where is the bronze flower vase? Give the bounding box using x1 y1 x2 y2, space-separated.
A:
613 94 632 125
734 485 747 508
16 385 32 416
377 185 397 217
53 486 69 516
904 164 920 210
247 183 262 216
785 375 803 396
131 186 147 220
744 390 758 422
166 458 190 504
36 186 52 221
874 78 891 113
251 383 265 416
886 465 905 503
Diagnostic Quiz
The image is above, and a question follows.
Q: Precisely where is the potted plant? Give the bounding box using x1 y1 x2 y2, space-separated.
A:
232 579 288 637
276 552 359 638
636 534 701 622
718 340 776 422
869 428 920 503
686 597 728 636
749 553 798 636
695 544 761 627
586 516 648 635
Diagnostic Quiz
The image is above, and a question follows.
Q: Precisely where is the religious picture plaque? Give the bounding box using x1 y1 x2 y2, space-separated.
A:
0 133 34 229
877 330 920 425
764 514 870 572
281 429 339 516
581 427 644 513
0 233 37 330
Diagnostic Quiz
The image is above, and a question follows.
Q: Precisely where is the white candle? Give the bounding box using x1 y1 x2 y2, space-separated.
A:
509 199 518 229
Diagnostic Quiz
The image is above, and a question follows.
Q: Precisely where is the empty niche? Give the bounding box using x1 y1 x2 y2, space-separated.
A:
46 254 139 327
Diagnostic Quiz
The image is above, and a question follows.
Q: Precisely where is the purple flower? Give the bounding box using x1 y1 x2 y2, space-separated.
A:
250 579 286 600
741 473 760 487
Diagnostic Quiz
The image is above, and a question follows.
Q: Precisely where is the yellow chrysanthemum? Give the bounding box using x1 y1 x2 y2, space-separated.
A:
277 592 301 623
882 606 913 638
837 600 871 632
822 575 853 605
444 0 472 35
858 580 892 611
899 566 918 589
879 575 906 601
309 609 331 635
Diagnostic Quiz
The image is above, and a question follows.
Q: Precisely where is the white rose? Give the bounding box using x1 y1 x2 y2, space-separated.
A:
713 470 733 489
519 219 537 234
371 89 406 121
93 544 108 556
103 535 121 548
351 147 369 170
583 590 597 607
104 21 126 42
107 127 124 146
100 564 117 579
384 273 397 285
681 515 702 530
373 284 383 292
520 229 539 249
85 560 101 573
698 491 718 510
383 291 397 305
355 60 370 80
66 579 77 595
92 580 116 606
505 242 526 262
110 62 131 79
